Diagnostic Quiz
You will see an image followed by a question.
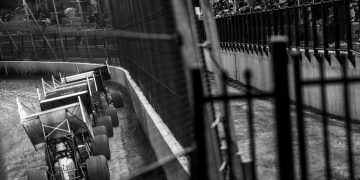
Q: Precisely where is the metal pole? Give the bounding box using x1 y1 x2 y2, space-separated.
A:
23 0 36 59
199 0 224 89
51 0 66 61
76 0 93 61
271 36 295 180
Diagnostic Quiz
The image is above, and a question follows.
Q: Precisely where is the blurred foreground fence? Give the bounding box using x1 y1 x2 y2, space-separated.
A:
192 36 360 180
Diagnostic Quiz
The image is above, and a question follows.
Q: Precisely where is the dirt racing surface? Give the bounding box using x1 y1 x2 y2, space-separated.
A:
0 77 165 180
215 85 360 180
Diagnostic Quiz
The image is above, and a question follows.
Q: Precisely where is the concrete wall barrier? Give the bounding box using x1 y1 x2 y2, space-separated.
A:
0 61 190 180
206 49 360 121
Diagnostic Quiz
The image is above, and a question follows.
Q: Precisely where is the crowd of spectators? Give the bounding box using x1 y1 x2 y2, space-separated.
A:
211 0 317 17
0 9 13 22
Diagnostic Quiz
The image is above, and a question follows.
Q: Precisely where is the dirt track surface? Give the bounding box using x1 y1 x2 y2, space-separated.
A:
219 86 360 180
0 77 165 180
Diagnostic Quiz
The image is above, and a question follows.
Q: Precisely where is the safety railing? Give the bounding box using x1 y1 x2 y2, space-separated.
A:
0 30 117 61
197 0 360 65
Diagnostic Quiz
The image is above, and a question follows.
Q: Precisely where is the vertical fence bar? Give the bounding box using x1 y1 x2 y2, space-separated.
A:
227 17 230 50
224 18 228 50
245 70 257 180
221 18 224 50
230 16 236 51
256 12 261 54
322 2 330 60
262 11 268 54
333 0 340 58
221 72 244 180
273 10 278 35
229 17 233 51
279 9 284 35
191 68 208 180
342 58 356 180
235 15 240 51
292 52 309 180
222 18 225 50
230 17 234 50
219 18 223 50
319 53 331 180
303 6 310 57
345 0 354 64
287 8 292 47
221 72 233 179
243 15 247 52
248 13 253 53
342 45 355 180
240 15 244 51
267 10 272 39
271 36 295 180
311 4 319 57
294 7 300 48
253 13 258 54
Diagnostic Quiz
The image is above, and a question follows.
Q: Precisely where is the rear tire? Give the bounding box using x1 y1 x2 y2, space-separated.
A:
97 116 113 137
27 170 48 180
93 125 108 137
86 155 110 180
93 135 111 160
104 107 119 127
111 92 123 108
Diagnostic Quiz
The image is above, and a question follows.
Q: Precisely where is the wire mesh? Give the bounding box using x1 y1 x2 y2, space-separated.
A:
109 0 194 148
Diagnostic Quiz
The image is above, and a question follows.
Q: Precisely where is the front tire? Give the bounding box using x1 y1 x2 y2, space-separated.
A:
93 125 108 137
104 107 119 127
86 155 110 180
93 134 111 160
97 116 113 137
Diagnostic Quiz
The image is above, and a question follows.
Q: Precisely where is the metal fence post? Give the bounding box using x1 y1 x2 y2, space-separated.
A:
311 4 319 59
321 2 330 61
292 52 309 180
190 68 208 180
345 0 354 65
302 6 310 59
333 0 340 58
270 36 295 180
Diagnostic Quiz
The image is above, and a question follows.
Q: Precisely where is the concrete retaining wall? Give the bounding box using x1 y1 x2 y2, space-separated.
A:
0 61 190 180
205 49 360 121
